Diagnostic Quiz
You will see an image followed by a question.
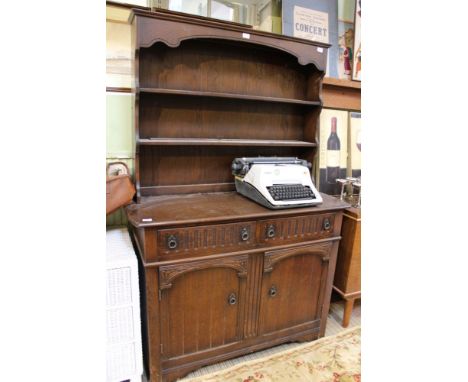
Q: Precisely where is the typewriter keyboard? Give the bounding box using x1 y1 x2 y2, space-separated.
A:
267 184 316 201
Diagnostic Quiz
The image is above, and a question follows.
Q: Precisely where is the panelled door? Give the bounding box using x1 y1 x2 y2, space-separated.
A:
158 255 248 359
258 242 332 335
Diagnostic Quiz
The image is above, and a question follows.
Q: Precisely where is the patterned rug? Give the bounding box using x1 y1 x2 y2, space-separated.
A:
183 326 360 382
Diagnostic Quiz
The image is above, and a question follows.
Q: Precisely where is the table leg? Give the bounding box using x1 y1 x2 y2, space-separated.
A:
343 298 355 328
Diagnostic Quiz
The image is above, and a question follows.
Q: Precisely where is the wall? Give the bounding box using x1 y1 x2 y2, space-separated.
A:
107 4 135 226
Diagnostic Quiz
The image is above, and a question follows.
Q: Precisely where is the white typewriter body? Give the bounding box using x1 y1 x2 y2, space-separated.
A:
232 157 322 209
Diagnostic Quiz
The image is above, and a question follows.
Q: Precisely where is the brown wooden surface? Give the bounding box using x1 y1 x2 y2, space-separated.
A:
138 93 311 141
131 9 330 67
259 242 331 334
322 78 361 111
131 10 330 200
139 87 322 106
129 195 348 381
334 206 361 295
323 77 361 89
106 86 133 93
127 192 348 228
159 255 248 358
333 206 361 327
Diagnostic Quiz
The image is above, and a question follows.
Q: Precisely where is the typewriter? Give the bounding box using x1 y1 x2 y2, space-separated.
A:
232 157 323 209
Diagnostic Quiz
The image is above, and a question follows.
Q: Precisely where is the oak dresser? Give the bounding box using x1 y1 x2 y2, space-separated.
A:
126 9 349 381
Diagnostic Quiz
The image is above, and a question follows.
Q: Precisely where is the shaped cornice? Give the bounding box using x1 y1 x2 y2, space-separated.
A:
131 9 328 70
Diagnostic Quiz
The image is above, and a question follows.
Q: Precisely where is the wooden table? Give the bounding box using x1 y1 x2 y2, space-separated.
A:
333 206 361 327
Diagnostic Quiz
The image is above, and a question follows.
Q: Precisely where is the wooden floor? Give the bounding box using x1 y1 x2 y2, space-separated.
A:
180 299 361 380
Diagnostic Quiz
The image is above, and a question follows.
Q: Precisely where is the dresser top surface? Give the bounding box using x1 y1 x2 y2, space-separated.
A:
126 192 349 228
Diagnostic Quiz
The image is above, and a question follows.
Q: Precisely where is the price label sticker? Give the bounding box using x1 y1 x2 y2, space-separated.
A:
142 218 153 222
242 33 251 39
317 47 324 53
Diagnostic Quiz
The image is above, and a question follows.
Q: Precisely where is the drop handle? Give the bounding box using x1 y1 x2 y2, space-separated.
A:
266 225 275 238
269 285 277 298
167 235 178 250
240 227 250 241
228 293 237 305
323 218 331 230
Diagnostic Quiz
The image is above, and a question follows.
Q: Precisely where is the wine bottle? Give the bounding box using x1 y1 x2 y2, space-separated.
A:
326 117 340 184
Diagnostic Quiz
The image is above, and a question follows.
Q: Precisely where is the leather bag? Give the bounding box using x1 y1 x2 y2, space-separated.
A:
106 162 136 215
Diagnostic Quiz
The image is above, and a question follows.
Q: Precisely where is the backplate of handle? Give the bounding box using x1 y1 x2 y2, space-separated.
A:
240 227 249 241
269 285 277 297
167 235 178 250
267 224 275 238
323 218 331 230
228 293 237 305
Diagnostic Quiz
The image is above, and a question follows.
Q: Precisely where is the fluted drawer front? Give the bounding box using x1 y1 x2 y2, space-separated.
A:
258 214 335 245
157 221 256 257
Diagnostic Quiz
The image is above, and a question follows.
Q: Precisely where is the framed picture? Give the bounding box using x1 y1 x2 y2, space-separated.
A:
352 0 361 81
348 112 361 178
282 0 338 78
337 0 355 80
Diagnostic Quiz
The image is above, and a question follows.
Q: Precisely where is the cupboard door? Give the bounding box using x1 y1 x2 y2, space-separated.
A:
158 255 248 359
259 242 332 335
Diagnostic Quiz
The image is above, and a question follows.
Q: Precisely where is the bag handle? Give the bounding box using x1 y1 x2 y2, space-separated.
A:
106 161 130 177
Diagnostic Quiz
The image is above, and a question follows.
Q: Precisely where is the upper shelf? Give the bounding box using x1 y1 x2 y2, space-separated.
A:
138 138 317 147
139 88 322 106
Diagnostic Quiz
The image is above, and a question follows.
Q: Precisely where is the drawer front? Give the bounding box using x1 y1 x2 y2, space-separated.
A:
258 213 336 246
157 221 256 258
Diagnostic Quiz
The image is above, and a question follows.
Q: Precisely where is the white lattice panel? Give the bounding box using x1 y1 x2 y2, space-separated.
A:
107 343 137 382
107 306 135 344
107 267 133 306
106 228 143 382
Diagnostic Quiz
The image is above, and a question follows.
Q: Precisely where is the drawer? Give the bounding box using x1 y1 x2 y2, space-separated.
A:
157 221 256 258
258 213 336 246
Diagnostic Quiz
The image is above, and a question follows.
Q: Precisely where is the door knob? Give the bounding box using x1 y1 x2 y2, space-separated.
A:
228 293 237 305
167 235 178 249
240 227 249 241
266 225 275 238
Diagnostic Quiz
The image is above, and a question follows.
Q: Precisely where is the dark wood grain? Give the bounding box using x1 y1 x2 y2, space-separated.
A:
127 192 348 229
137 146 302 197
131 9 329 68
322 80 361 111
259 243 332 335
138 39 322 100
138 93 309 142
139 87 322 106
106 86 133 93
159 256 247 358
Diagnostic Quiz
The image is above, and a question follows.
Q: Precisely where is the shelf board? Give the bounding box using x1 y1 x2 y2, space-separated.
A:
323 77 361 90
139 88 322 106
138 138 317 147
